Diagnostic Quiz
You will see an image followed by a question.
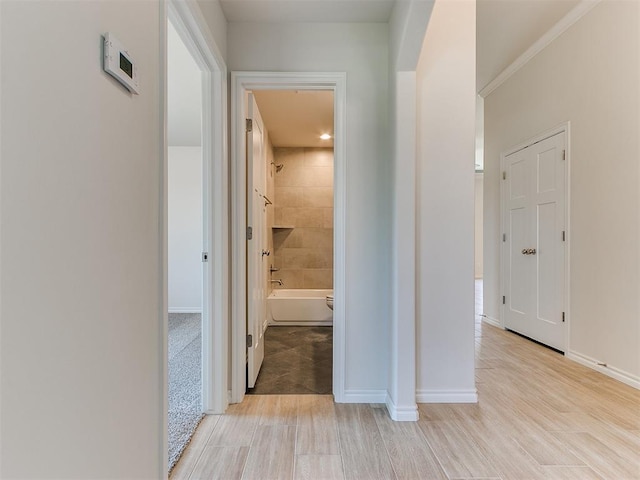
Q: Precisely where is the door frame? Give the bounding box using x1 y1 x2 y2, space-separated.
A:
499 122 571 353
166 0 228 417
230 71 347 404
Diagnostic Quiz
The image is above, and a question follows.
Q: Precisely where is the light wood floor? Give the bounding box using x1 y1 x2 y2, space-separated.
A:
171 283 640 479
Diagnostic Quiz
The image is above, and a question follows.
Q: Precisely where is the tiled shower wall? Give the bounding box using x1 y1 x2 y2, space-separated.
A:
272 147 334 289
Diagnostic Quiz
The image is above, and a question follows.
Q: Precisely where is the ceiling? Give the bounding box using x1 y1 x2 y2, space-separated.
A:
219 0 395 23
253 90 334 148
477 0 581 92
167 0 582 146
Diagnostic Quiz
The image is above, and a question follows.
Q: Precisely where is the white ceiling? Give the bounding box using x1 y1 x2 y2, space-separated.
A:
253 90 334 148
219 0 395 23
167 0 582 146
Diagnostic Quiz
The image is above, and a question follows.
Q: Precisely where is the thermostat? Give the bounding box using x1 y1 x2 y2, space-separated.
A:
103 33 139 94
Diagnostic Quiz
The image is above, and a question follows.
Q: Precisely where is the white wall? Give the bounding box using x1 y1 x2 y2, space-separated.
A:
475 173 484 279
168 18 203 313
196 0 227 61
416 0 477 402
169 147 203 312
387 0 433 420
0 1 163 477
168 21 202 146
227 22 391 396
484 1 640 383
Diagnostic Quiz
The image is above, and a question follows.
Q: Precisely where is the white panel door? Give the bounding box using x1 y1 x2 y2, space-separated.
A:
247 94 267 388
503 132 566 351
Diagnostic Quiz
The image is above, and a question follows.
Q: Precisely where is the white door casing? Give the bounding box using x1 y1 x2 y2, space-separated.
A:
246 94 267 388
230 72 346 404
167 0 229 420
502 128 568 352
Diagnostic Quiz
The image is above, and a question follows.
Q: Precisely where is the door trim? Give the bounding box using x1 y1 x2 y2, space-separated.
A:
167 0 229 417
230 71 347 404
499 122 571 354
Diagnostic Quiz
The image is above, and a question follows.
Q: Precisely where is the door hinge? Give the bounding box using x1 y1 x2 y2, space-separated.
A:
246 118 253 133
562 312 565 322
562 150 566 161
502 296 506 305
247 226 253 240
503 233 506 242
502 171 506 180
202 252 209 262
562 230 566 242
246 334 253 348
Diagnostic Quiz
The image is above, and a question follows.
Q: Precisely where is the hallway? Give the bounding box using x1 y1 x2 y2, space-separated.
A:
171 287 639 479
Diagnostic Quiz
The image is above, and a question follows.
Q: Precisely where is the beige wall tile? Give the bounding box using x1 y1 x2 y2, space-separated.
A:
273 228 302 251
269 148 336 291
304 148 334 167
276 187 303 207
275 207 297 227
281 248 332 269
276 207 325 227
273 270 304 289
303 187 333 207
296 209 319 228
274 149 306 188
274 147 304 167
303 269 333 289
299 166 333 187
302 228 333 249
323 208 334 228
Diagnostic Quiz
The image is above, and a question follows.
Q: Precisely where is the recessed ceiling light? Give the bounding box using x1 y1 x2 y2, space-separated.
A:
320 134 331 140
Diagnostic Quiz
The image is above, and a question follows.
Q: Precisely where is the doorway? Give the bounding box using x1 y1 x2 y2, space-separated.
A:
231 72 347 404
165 2 229 473
167 18 205 469
245 90 335 395
501 126 569 352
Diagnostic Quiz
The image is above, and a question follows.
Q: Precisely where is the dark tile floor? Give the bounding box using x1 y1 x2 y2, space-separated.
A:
247 326 333 395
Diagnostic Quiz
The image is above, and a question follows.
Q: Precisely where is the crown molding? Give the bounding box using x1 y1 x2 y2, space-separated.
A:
479 0 602 98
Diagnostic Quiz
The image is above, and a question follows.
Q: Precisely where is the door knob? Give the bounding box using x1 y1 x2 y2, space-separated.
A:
522 249 528 255
530 248 536 255
262 249 270 257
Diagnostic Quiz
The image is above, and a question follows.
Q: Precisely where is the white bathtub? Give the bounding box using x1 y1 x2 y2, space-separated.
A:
268 289 333 326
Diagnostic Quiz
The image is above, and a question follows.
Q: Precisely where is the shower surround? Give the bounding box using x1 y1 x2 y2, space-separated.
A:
271 147 334 290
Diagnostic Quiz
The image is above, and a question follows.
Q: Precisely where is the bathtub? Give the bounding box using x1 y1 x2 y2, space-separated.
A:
268 289 333 326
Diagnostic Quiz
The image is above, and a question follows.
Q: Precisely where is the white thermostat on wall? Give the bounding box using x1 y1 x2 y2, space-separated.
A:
103 32 139 94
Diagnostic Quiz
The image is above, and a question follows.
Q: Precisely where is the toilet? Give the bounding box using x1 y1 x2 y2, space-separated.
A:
326 294 334 310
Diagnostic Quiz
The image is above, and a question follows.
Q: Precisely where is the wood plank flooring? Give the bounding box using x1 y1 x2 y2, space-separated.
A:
171 283 640 479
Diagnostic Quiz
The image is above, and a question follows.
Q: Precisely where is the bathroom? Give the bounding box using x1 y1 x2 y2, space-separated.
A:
249 90 334 395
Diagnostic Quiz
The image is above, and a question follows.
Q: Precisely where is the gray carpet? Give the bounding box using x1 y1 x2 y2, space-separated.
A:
168 313 203 471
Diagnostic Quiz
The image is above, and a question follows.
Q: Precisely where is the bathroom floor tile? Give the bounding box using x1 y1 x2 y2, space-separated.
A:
248 327 333 395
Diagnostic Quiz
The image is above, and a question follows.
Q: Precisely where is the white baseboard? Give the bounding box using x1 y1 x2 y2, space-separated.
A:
416 389 478 404
385 394 419 421
566 350 640 390
341 389 387 403
168 308 202 314
481 314 501 328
